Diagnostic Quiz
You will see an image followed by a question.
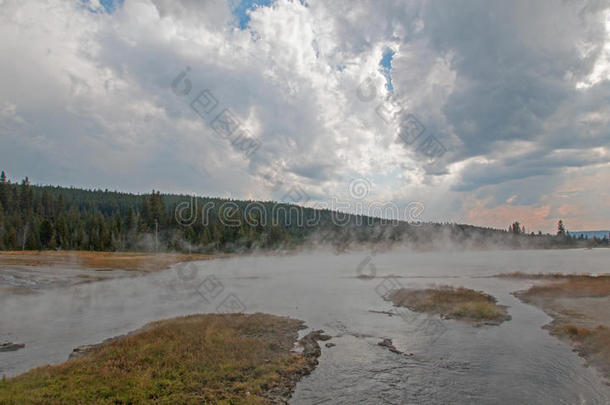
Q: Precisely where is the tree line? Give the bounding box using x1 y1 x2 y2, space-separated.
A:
508 219 609 247
0 171 393 252
0 171 607 253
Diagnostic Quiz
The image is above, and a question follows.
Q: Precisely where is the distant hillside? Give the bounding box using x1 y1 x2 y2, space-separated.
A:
570 231 610 240
0 171 607 253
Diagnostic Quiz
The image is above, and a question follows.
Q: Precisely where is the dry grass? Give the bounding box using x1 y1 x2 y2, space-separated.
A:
516 275 610 299
0 313 315 404
388 286 510 325
0 251 229 272
494 271 590 279
495 271 610 281
551 324 610 379
514 275 610 381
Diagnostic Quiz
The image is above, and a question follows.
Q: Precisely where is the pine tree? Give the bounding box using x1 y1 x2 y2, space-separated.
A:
41 189 52 218
19 177 33 213
26 225 39 250
55 194 65 216
6 226 17 249
48 231 57 250
557 220 566 236
39 219 53 248
140 195 151 231
56 214 69 248
0 171 8 209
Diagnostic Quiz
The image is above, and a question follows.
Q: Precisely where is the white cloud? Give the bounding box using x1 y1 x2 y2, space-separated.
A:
0 0 609 229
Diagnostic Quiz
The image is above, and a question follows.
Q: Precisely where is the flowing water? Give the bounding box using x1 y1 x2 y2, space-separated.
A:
1 249 609 404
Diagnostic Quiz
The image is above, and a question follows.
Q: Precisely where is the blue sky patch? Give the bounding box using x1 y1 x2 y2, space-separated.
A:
232 0 274 29
380 48 395 92
81 0 124 14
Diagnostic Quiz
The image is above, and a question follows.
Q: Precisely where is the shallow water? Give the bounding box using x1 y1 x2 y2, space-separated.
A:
1 249 609 404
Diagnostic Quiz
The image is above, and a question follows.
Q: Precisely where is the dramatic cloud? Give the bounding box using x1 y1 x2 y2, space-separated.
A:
0 0 609 232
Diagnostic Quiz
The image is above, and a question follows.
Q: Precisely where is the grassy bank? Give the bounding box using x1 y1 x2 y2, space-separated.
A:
0 250 229 271
512 274 610 381
0 313 322 404
387 286 510 325
493 271 610 281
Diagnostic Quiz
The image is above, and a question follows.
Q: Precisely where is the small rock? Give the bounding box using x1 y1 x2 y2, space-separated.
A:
378 338 403 355
310 329 332 341
69 344 98 359
369 310 395 317
0 342 25 352
325 342 336 348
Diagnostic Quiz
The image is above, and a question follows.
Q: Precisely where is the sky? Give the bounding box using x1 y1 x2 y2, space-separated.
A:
0 0 609 233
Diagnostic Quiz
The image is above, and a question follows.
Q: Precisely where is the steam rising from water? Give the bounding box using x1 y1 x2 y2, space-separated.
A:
1 248 609 403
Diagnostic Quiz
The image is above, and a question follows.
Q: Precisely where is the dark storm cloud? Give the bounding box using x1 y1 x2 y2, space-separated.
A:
416 0 610 188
